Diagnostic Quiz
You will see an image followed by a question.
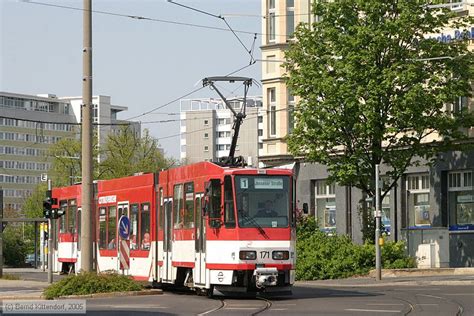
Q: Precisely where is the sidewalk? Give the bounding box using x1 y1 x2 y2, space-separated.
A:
0 279 48 299
297 268 474 288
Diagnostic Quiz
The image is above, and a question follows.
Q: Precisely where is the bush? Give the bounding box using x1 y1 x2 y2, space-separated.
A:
3 227 28 267
296 216 415 280
43 272 143 299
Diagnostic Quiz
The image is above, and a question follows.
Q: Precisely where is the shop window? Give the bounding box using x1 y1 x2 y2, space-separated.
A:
184 182 195 228
407 174 431 227
448 170 474 228
315 180 336 233
140 203 150 250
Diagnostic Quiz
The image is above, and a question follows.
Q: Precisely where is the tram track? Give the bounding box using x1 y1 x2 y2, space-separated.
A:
198 296 272 316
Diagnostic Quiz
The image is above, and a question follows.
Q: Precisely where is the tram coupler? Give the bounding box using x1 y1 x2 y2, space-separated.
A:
254 267 278 288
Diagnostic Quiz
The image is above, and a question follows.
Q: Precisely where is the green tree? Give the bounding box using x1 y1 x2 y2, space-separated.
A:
285 1 474 242
99 127 169 179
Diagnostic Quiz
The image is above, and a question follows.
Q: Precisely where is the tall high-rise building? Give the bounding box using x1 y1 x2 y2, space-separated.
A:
0 91 139 214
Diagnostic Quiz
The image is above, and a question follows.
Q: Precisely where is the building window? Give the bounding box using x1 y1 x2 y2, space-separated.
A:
266 55 276 73
258 129 263 136
407 174 431 227
268 88 276 137
204 132 209 139
448 170 474 228
288 89 295 134
258 143 263 149
286 0 295 39
268 0 276 42
204 146 209 152
204 119 209 125
452 96 468 114
315 180 336 233
258 116 263 123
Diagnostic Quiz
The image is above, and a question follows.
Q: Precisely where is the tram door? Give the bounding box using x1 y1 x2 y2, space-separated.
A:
162 199 173 282
117 202 129 272
194 194 206 285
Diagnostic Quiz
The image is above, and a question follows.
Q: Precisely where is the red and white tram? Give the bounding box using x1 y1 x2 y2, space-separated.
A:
52 162 296 295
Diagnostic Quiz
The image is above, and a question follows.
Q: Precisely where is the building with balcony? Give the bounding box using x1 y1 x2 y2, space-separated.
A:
260 0 474 267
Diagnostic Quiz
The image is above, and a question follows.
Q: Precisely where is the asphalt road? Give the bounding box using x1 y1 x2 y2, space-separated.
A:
66 283 474 315
2 269 474 315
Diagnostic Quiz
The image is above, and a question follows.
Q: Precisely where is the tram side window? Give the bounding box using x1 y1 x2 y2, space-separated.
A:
184 182 195 228
224 176 236 228
159 188 164 230
108 206 117 249
209 180 221 219
141 203 151 250
99 207 107 250
174 184 184 228
59 200 68 233
130 204 139 250
68 199 77 233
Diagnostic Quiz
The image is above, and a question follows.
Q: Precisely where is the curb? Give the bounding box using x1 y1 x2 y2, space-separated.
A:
0 289 163 301
296 279 474 288
369 268 474 278
55 289 163 299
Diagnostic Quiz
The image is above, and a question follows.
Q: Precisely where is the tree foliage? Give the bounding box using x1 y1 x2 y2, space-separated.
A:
99 127 169 179
285 1 474 241
286 0 474 198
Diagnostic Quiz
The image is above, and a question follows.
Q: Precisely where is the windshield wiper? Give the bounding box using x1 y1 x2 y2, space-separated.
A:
238 211 269 239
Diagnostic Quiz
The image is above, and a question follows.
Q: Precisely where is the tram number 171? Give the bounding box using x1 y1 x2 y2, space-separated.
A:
260 251 270 259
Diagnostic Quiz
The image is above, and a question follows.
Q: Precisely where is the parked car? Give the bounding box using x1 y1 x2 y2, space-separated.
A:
25 254 41 266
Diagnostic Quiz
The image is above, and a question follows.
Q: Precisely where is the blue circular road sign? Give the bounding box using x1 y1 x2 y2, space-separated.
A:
118 216 131 240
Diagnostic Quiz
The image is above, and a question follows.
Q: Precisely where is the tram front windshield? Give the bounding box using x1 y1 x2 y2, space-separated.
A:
235 175 290 228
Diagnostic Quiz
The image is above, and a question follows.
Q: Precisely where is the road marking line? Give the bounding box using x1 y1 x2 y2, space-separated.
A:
271 308 288 311
225 307 261 310
345 308 401 313
443 293 474 296
417 304 439 306
367 303 404 306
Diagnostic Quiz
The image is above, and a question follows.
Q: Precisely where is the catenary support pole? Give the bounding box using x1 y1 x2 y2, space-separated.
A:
81 0 94 272
0 188 3 278
375 165 382 281
48 179 53 283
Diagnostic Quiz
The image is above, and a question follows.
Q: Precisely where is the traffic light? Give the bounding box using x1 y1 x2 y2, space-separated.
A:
43 190 58 219
51 208 65 219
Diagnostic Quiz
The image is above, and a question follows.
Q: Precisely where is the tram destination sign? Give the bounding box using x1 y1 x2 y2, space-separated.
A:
254 178 283 189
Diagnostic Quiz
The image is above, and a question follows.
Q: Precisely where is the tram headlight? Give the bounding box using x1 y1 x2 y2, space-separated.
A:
272 251 289 260
239 250 257 260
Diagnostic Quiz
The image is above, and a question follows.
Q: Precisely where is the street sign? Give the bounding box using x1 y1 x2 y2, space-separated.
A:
40 174 48 182
119 239 130 270
118 216 130 240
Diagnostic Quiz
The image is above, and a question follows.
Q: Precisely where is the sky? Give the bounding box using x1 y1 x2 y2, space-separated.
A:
1 0 264 159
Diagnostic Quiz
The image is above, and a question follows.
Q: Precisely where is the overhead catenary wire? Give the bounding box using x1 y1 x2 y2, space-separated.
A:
20 0 294 38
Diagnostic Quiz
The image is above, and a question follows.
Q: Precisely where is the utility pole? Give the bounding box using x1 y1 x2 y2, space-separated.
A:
81 0 94 272
0 188 4 278
47 179 53 283
375 165 382 281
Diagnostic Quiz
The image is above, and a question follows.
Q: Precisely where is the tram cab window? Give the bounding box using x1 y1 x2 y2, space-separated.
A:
130 204 139 250
159 188 164 230
184 182 195 229
98 207 107 250
173 184 184 229
141 203 151 250
224 176 236 228
59 200 67 233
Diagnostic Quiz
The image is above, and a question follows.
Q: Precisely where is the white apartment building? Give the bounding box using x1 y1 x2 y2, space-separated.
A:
179 97 263 167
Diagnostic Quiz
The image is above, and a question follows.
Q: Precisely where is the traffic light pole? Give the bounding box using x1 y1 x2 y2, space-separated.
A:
48 179 53 284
